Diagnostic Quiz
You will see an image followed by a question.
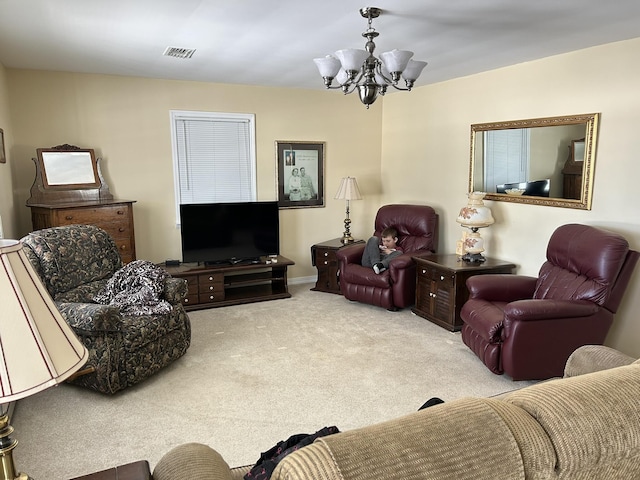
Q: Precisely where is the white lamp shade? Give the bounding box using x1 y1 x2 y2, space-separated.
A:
402 60 428 81
0 239 88 402
334 49 369 72
334 177 362 200
379 49 414 73
313 55 341 78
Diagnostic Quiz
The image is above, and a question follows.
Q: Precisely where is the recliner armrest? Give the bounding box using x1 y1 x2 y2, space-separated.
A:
336 243 365 264
504 299 598 322
57 302 122 333
467 274 537 302
387 252 415 271
163 277 188 304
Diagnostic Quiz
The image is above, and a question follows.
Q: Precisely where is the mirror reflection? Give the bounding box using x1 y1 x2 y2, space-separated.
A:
42 151 97 185
469 113 599 210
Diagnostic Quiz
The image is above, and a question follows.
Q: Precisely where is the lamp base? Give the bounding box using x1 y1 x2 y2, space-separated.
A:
341 235 355 245
461 252 486 263
0 415 33 480
341 213 353 245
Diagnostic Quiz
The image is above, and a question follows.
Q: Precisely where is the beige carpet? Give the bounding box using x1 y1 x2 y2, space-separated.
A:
13 283 534 479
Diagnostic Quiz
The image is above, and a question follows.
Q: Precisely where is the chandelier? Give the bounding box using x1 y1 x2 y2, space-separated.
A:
313 7 428 108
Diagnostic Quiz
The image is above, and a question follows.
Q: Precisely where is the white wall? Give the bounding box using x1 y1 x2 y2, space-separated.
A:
381 37 640 356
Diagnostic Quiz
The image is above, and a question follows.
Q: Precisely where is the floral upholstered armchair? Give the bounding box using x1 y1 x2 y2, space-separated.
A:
21 224 191 394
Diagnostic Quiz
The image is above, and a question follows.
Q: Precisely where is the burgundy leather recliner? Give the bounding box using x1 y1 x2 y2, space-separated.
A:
336 204 438 310
460 223 639 381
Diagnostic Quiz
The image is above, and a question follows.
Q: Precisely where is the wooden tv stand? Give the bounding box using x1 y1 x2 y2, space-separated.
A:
163 256 294 311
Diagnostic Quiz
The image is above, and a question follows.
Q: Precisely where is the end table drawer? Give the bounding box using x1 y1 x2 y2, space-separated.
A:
314 249 338 266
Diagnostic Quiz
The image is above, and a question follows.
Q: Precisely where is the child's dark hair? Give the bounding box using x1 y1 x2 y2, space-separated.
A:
381 227 398 238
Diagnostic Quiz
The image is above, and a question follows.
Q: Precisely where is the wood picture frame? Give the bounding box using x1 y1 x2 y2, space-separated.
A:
276 141 325 209
0 129 5 164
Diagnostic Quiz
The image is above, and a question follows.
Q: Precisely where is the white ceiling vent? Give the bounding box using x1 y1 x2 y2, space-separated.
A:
163 47 196 59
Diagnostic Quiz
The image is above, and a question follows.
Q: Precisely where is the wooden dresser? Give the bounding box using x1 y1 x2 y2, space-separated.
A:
29 200 136 263
25 144 137 263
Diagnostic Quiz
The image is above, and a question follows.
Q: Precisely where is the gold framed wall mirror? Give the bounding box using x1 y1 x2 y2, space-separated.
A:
468 113 599 209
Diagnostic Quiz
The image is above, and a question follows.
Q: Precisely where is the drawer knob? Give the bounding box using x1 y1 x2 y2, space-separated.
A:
184 298 189 303
117 210 125 215
209 295 215 300
208 276 214 281
324 252 329 257
323 261 328 265
65 215 73 220
422 269 426 274
440 275 445 281
209 286 214 291
120 245 127 250
119 227 125 232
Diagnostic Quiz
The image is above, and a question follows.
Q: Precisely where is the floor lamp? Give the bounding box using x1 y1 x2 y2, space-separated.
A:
334 176 362 244
0 239 88 480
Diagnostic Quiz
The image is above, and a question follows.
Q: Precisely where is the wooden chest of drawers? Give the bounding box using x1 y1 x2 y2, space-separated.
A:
29 199 136 263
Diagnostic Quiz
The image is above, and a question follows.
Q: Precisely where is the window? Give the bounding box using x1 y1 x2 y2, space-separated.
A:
170 110 256 223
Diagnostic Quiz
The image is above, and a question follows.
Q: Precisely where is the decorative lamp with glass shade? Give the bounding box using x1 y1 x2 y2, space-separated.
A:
0 239 89 480
456 192 495 263
334 177 362 244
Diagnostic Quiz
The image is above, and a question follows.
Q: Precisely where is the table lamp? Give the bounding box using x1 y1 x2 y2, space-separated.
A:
456 192 495 263
0 239 88 480
334 177 362 244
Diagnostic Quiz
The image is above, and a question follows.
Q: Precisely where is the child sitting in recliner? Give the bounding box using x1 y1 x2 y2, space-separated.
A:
361 226 403 274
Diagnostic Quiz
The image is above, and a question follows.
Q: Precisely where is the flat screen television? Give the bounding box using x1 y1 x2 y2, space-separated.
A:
180 202 280 265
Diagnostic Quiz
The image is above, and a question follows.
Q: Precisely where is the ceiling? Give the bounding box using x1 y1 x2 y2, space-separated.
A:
1 0 640 92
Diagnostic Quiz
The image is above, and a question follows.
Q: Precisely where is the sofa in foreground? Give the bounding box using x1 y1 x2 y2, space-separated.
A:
152 345 640 480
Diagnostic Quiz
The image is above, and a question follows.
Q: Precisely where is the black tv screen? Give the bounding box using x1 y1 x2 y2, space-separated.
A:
180 202 280 265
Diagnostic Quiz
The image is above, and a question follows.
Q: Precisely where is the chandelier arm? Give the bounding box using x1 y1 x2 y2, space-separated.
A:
373 63 397 87
388 83 412 92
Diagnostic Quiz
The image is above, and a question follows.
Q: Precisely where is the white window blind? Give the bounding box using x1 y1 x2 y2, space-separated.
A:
484 128 530 191
170 110 256 222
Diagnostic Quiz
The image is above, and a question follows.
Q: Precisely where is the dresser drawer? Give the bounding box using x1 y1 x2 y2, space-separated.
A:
55 204 131 227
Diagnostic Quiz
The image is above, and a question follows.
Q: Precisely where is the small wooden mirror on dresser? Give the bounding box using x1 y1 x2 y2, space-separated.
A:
26 144 137 263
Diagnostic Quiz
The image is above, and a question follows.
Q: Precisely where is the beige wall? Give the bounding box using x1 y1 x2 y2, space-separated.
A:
5 36 640 357
7 72 382 279
0 62 17 238
381 37 640 356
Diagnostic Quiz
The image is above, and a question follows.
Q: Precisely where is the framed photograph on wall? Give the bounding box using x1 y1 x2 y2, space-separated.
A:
0 129 5 164
276 141 325 209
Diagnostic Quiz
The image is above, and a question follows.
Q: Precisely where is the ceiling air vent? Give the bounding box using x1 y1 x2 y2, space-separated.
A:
163 47 196 59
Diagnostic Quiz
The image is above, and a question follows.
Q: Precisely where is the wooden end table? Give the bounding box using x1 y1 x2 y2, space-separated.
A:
311 238 364 294
412 254 516 331
69 460 151 480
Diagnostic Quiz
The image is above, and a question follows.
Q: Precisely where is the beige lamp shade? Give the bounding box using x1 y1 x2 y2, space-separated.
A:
334 176 362 200
0 239 88 403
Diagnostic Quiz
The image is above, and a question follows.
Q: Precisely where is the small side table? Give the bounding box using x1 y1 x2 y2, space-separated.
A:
69 460 151 480
412 254 516 331
311 238 364 294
